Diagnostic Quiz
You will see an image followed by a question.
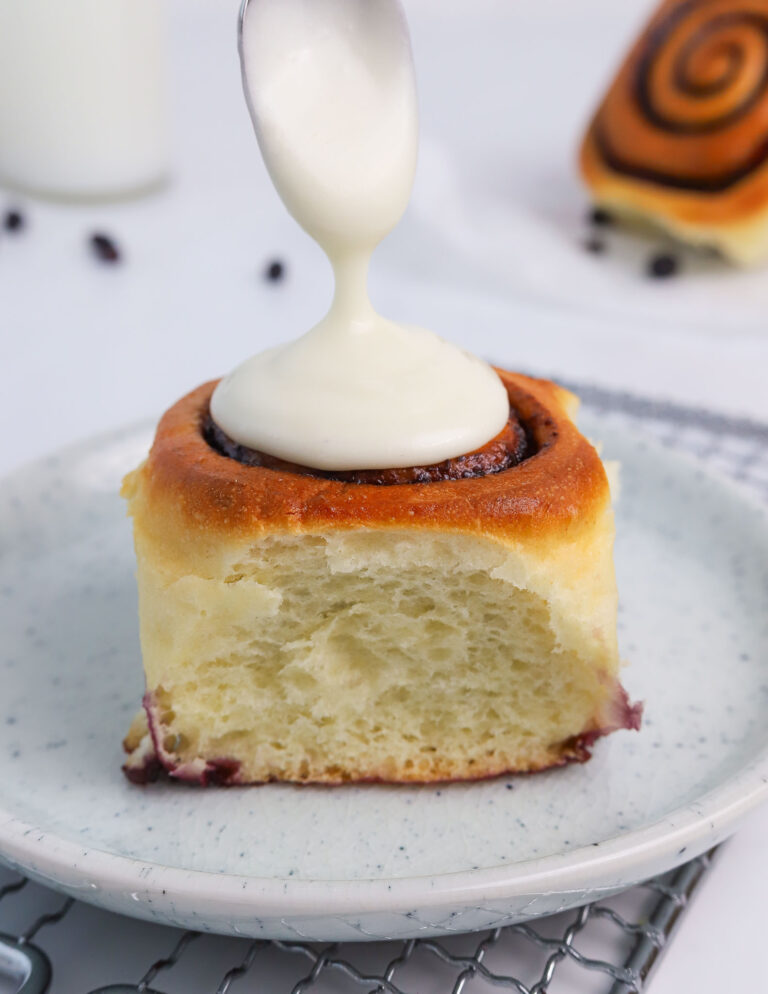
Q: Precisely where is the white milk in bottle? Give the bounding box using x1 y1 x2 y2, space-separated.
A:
0 0 169 199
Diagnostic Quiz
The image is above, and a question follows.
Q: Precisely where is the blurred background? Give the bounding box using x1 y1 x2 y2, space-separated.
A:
2 0 767 474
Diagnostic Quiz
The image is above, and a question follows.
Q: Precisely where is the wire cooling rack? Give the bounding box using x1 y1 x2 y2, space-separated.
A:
1 382 766 994
0 851 716 994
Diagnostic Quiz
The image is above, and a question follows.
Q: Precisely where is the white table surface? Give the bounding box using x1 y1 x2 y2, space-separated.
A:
1 0 766 990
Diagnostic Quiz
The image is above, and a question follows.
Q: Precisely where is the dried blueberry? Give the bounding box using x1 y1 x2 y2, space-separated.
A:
90 232 121 263
589 206 614 227
647 252 679 279
264 259 285 282
3 209 24 232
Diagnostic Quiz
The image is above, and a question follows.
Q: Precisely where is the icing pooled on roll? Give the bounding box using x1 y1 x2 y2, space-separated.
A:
210 0 508 471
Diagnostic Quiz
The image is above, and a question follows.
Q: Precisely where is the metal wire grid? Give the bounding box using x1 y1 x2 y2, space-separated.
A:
0 851 716 994
0 383 765 994
559 378 768 502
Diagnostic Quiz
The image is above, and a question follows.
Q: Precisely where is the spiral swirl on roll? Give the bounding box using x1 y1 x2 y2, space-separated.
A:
639 4 768 133
591 0 768 191
205 409 534 485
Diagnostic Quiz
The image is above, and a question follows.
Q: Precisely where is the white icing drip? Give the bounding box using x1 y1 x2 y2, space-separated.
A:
211 0 508 471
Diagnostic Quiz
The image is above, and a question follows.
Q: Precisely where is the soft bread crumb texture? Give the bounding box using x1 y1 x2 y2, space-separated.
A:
129 527 621 783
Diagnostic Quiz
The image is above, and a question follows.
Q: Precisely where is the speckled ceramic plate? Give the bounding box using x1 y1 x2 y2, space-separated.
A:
0 418 767 941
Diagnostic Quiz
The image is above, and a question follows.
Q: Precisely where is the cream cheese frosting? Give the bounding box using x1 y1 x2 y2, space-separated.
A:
211 0 508 471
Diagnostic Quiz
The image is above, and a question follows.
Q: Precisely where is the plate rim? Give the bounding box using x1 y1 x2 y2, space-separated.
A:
1 418 767 927
1 748 767 918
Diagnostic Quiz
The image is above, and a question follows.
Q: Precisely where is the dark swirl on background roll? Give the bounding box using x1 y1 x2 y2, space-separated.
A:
640 9 768 132
672 33 744 98
595 0 768 191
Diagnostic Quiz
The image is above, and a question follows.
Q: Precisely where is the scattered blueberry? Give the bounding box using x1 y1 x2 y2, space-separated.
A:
264 259 285 282
3 209 25 232
647 252 679 279
90 232 121 263
589 206 614 227
584 236 606 254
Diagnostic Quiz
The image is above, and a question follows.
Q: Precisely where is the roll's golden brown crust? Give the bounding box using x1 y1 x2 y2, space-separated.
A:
581 0 768 262
125 371 610 546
